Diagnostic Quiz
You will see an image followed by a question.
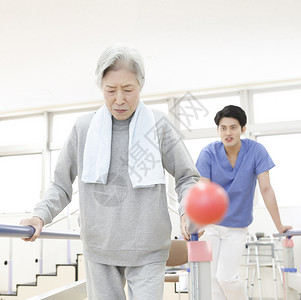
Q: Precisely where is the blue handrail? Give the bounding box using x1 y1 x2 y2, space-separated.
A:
0 224 80 240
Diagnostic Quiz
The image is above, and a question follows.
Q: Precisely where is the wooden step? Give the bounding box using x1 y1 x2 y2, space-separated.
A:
0 264 76 299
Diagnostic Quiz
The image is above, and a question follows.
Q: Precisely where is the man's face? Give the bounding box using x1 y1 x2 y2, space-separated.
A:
102 68 141 120
218 117 246 148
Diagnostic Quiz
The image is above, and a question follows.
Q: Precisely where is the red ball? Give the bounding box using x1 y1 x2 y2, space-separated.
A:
185 181 229 226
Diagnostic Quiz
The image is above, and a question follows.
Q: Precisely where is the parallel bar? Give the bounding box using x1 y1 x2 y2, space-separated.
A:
273 229 301 238
0 224 80 240
0 224 35 238
39 229 80 240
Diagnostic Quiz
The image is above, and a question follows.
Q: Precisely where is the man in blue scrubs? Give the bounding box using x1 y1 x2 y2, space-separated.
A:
181 105 291 300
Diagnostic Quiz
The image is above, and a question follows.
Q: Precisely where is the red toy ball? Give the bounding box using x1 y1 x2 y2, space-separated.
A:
185 181 229 226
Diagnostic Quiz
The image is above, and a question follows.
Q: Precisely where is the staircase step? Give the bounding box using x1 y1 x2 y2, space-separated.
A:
0 257 82 298
38 272 56 277
17 282 36 287
0 292 17 296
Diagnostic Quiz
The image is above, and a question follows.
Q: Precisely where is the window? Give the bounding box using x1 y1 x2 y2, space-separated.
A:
0 116 43 146
256 133 301 206
184 137 218 164
146 102 168 115
175 94 240 130
1 84 301 213
253 89 301 123
0 154 42 213
51 111 95 145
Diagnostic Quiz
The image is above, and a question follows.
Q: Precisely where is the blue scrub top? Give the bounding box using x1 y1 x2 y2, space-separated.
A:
196 139 275 228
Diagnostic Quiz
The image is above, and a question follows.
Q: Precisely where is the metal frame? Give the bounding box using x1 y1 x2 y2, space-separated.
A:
0 224 80 240
273 230 301 300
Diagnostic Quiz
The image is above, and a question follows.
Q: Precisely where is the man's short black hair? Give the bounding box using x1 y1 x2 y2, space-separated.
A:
214 105 247 128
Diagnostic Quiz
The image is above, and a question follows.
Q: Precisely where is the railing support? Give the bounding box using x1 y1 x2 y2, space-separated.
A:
67 206 72 264
8 238 13 294
188 233 212 300
39 239 44 274
273 229 301 300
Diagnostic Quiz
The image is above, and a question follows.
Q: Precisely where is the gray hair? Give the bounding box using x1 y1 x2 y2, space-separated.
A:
95 45 145 89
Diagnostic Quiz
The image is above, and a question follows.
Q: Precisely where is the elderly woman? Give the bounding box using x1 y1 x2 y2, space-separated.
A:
21 45 200 300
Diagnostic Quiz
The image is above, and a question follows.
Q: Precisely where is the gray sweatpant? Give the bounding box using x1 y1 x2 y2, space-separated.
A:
85 258 166 300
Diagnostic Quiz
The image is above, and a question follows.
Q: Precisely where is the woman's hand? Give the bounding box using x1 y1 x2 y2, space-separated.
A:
180 213 190 241
180 213 205 240
20 216 44 242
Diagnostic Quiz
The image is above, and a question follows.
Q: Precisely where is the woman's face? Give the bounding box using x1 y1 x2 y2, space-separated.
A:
102 68 141 120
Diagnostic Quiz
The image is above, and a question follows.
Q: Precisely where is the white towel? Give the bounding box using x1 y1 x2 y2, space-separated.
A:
82 102 165 188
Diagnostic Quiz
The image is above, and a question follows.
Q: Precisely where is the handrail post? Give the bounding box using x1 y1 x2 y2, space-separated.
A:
8 238 13 294
188 233 212 300
273 229 301 300
67 206 71 264
39 239 44 274
282 238 298 300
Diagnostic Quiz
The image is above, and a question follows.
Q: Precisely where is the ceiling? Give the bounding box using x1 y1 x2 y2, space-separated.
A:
1 0 301 114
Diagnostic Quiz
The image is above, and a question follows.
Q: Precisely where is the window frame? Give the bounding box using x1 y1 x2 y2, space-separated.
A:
1 81 301 212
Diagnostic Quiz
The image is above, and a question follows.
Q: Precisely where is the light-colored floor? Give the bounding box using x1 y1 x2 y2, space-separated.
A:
163 283 189 300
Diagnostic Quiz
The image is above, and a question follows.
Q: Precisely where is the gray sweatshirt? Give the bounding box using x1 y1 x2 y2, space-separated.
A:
34 109 200 266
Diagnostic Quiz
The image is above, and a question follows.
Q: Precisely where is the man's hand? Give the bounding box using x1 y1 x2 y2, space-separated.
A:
20 217 44 242
277 224 293 234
